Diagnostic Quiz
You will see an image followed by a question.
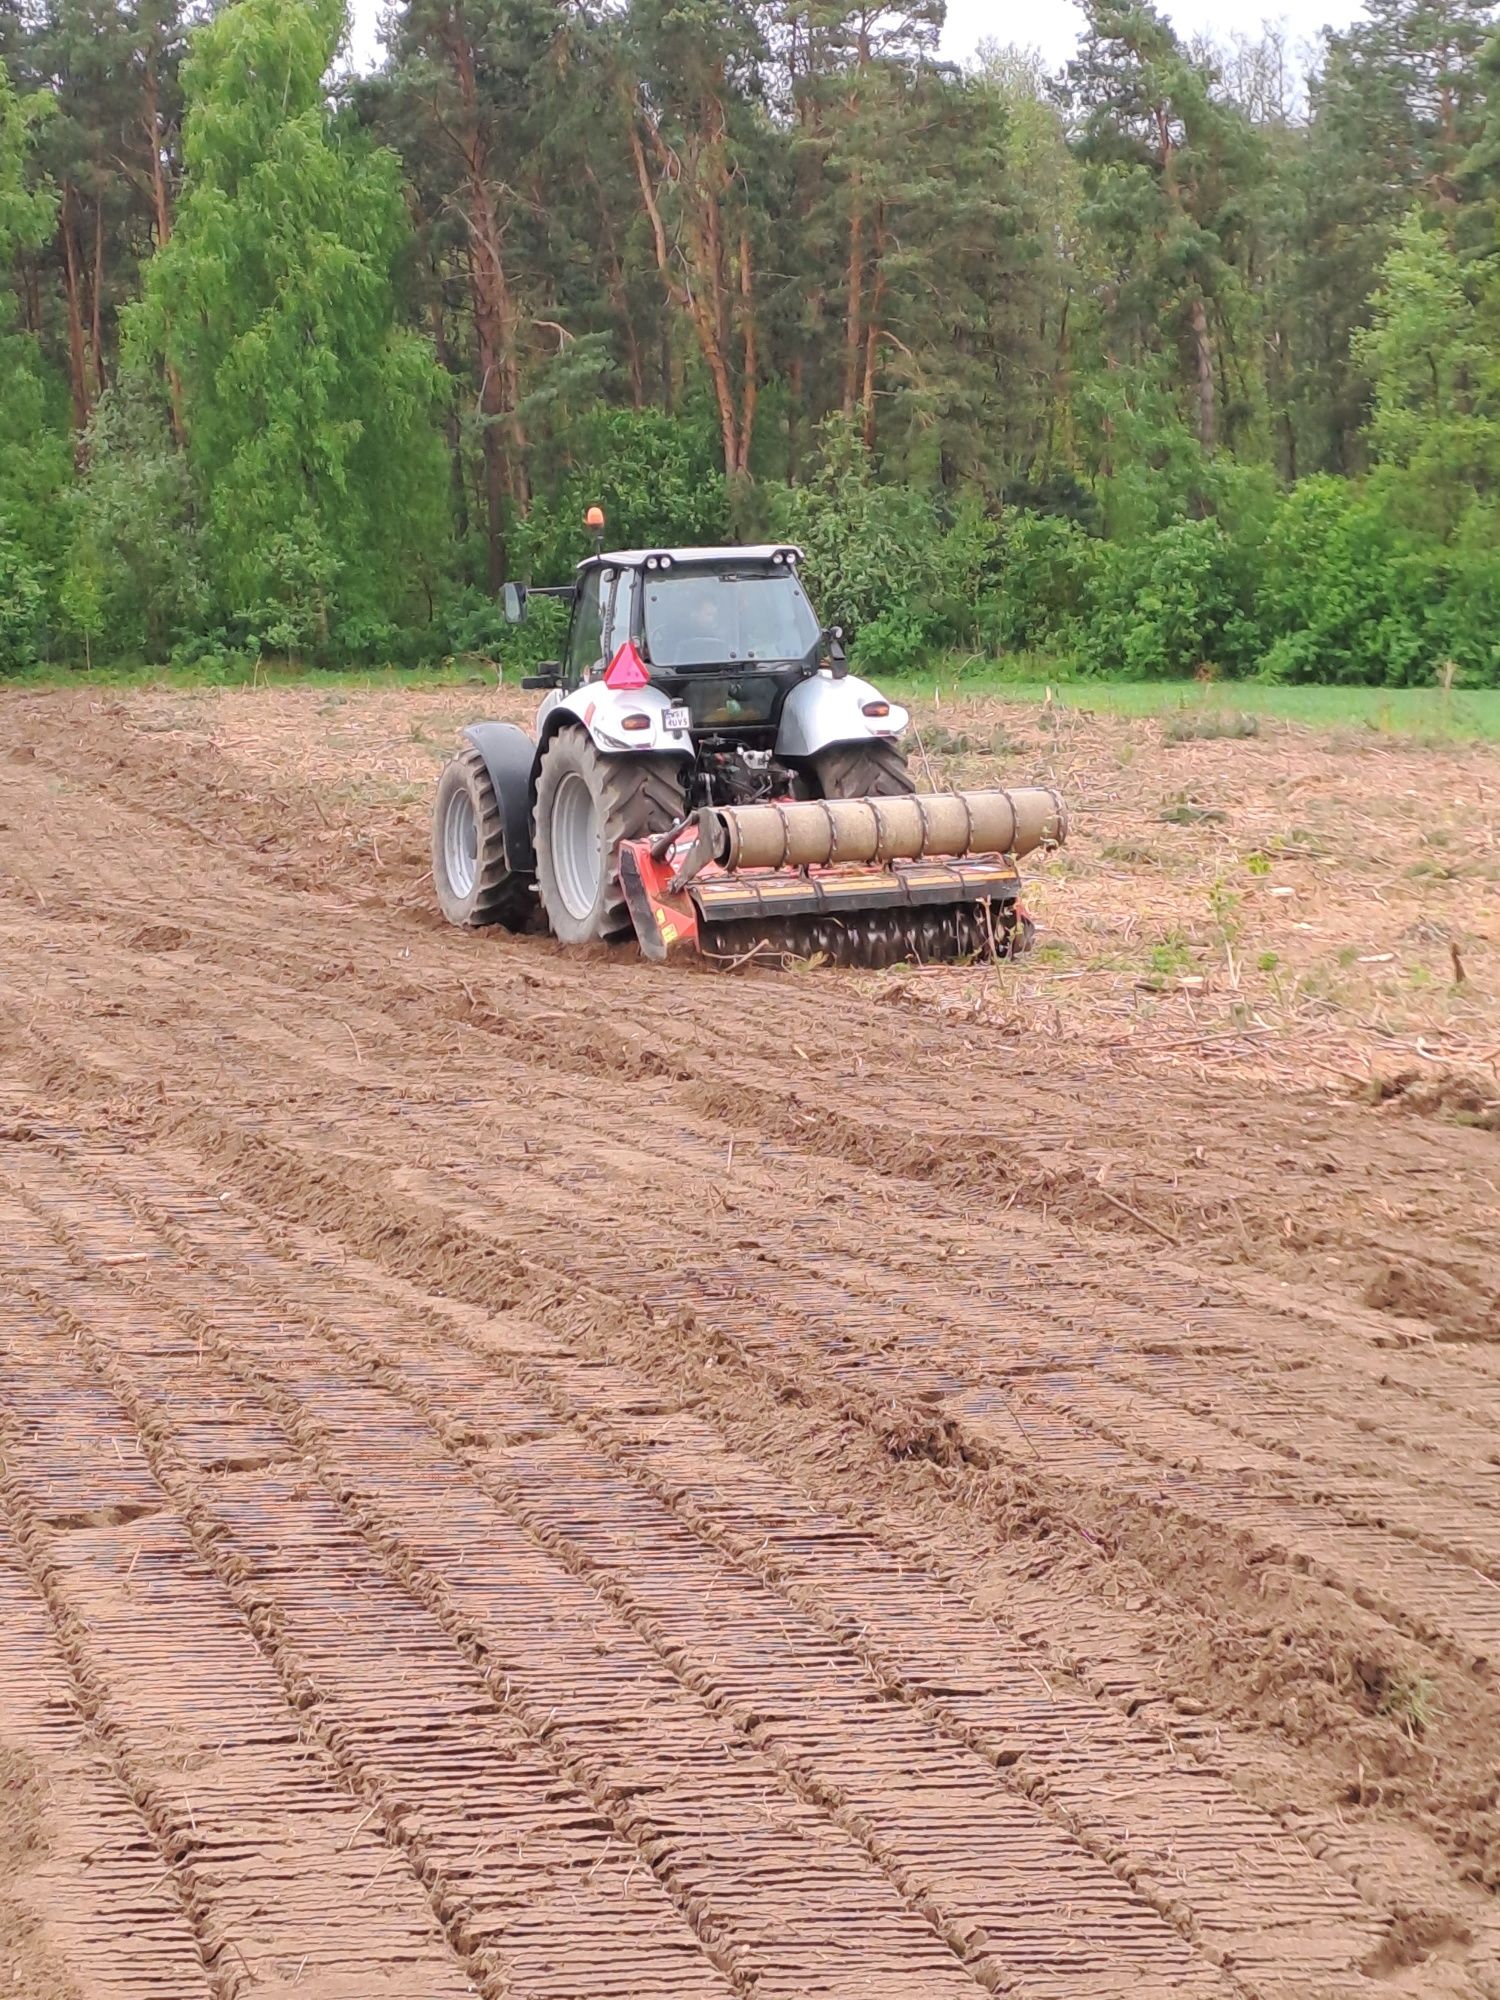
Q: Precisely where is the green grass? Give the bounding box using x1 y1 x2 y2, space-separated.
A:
883 664 1500 742
4 657 493 691
9 652 1500 741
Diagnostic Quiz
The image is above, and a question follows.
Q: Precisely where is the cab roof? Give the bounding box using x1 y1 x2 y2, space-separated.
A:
580 544 803 572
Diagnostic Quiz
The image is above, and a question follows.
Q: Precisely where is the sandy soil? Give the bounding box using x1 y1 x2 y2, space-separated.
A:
1 681 1498 2000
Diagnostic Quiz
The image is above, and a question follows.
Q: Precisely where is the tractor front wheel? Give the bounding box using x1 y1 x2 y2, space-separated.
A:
534 729 686 945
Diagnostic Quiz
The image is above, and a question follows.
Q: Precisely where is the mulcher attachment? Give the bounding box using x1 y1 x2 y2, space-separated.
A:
618 787 1066 968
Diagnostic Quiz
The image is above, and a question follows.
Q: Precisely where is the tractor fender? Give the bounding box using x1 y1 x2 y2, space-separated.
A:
460 721 538 875
535 683 695 765
775 672 909 760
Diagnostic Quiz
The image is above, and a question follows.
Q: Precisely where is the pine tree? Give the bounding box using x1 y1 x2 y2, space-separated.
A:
1067 2 1266 465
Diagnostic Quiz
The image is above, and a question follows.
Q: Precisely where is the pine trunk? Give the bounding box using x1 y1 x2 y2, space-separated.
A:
441 2 527 581
59 184 94 441
90 194 107 399
1189 293 1216 451
142 52 188 446
843 199 865 417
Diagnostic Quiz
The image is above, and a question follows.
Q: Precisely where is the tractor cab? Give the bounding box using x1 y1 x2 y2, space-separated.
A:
532 545 835 748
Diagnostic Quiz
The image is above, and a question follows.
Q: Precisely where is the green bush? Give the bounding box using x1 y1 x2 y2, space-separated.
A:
514 406 729 583
769 419 943 637
63 377 207 664
0 530 46 672
848 607 933 677
768 419 1002 670
985 512 1101 652
1079 518 1257 679
1253 477 1432 685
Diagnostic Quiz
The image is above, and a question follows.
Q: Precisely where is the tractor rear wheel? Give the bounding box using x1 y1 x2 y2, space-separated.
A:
534 729 686 945
810 738 916 799
432 747 533 929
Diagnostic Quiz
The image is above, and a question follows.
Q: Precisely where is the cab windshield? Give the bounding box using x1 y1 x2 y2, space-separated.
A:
642 568 820 669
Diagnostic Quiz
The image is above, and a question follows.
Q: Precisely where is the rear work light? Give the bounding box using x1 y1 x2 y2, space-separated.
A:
604 641 650 690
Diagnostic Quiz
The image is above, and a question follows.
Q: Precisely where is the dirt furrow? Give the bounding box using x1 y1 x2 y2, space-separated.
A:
10 709 1500 1343
0 1245 748 1997
78 1121 1500 1970
11 991 1500 1925
0 1544 216 2000
10 918 1500 1684
0 1162 1026 2000
5 688 1500 2000
1 1141 1261 2000
5 1115 1470 1995
6 846 1498 1555
0 1308 481 2000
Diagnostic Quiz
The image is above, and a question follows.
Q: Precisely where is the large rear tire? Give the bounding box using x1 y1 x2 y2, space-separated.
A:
809 738 916 799
534 729 687 945
432 747 533 929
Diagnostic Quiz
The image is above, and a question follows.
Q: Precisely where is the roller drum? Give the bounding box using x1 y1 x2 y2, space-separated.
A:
712 787 1066 872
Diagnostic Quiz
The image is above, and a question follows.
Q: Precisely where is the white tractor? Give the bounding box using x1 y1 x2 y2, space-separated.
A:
432 523 1064 966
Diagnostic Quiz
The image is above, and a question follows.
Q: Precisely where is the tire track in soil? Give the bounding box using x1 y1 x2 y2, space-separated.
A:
18 694 1500 1343
11 940 1500 1936
51 1133 1403 1996
9 889 1500 1678
11 1000 1500 1968
5 697 1500 1995
0 1314 482 2000
72 1110 1500 1956
0 1545 215 2000
2 1145 1265 2000
0 1240 758 1997
5 796 1497 1523
5 741 1497 1418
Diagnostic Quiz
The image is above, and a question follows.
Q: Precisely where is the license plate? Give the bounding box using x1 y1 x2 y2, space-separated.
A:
662 705 691 733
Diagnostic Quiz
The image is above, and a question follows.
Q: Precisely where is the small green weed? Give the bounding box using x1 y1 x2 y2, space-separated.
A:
1101 837 1158 864
1379 1672 1439 1739
1208 878 1242 940
1148 934 1193 977
1161 709 1261 743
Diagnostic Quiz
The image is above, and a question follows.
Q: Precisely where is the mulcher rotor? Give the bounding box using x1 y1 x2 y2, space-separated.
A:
618 787 1065 969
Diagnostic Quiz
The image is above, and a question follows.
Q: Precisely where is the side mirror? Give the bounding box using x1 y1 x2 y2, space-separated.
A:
520 662 563 690
825 626 848 678
502 581 528 625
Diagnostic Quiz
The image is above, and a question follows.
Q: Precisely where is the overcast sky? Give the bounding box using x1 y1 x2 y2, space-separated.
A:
345 0 1372 77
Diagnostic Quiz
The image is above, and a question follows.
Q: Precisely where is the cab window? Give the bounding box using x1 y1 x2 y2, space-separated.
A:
566 570 604 682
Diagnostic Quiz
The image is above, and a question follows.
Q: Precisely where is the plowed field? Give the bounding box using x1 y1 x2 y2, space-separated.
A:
2 684 1498 2000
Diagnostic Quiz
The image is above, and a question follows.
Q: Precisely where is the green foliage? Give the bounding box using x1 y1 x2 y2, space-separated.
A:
514 407 729 582
0 528 46 670
0 57 70 664
1355 212 1500 536
1080 518 1257 678
1249 475 1500 686
133 0 448 658
768 420 1000 667
987 514 1102 651
63 374 204 661
8 0 1500 688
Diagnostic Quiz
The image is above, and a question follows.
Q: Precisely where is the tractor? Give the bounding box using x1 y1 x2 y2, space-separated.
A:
432 520 1065 966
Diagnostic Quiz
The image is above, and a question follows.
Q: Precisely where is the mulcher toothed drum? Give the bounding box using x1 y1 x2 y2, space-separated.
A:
618 786 1067 967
